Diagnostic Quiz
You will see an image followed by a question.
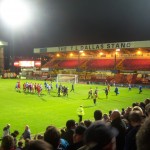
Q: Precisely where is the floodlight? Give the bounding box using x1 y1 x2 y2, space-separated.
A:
70 53 73 56
56 53 60 57
0 0 31 28
116 49 120 52
99 52 103 55
137 51 141 55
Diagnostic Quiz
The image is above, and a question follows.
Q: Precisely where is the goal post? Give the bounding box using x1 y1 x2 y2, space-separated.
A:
56 74 78 84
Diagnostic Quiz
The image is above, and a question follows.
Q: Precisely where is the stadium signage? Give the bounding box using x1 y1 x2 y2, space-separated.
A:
34 40 150 53
58 42 133 51
14 61 41 67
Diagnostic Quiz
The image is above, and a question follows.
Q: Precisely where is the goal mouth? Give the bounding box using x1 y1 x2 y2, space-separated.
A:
56 74 78 83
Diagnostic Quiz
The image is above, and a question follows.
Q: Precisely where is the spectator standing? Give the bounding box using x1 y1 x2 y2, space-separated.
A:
94 110 102 121
79 121 118 150
124 111 142 150
110 110 126 150
1 135 15 150
44 125 69 150
11 130 19 148
21 125 31 140
16 141 23 150
61 119 76 145
3 124 11 137
136 117 150 150
25 140 53 150
68 125 87 150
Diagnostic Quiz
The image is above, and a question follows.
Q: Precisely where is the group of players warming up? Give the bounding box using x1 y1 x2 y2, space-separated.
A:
15 80 75 97
87 83 143 105
15 80 143 103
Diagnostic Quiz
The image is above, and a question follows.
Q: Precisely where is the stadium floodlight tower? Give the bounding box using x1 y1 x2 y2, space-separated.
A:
0 0 32 71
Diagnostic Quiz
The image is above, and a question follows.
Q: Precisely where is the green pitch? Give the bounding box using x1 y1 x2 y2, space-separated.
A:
0 79 149 137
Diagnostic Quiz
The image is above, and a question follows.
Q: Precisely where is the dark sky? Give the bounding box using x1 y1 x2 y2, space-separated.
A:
1 0 150 57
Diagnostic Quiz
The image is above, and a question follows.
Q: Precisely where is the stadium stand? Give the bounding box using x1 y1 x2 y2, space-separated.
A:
57 59 85 69
86 59 121 70
122 59 150 70
41 57 150 72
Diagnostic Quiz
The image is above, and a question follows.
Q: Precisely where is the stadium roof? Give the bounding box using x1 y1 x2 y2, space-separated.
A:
34 40 150 54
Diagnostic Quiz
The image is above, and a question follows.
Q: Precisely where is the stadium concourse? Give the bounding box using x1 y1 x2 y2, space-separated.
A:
32 40 150 86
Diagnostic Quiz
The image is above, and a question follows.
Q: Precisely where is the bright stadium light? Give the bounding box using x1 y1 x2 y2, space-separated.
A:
56 53 60 57
70 53 73 57
81 52 85 56
99 52 103 56
0 0 31 29
137 50 141 55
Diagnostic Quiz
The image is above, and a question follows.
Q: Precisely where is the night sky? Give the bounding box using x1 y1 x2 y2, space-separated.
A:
0 0 150 57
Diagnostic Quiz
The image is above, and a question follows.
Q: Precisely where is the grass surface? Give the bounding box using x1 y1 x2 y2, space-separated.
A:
0 79 149 137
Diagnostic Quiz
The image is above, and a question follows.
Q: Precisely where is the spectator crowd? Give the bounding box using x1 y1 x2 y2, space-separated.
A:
1 98 150 150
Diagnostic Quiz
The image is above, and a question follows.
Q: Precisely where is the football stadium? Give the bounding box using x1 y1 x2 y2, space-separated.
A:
1 0 150 149
0 40 150 146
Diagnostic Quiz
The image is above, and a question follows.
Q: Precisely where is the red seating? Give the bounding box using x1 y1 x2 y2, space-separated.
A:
42 60 61 68
57 59 85 68
42 58 150 71
122 59 150 70
86 59 121 70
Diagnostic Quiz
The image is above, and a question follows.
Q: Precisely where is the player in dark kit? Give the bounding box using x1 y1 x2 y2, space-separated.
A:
128 84 132 91
139 85 142 94
93 93 97 105
70 83 74 92
104 88 109 98
114 86 119 96
88 88 93 99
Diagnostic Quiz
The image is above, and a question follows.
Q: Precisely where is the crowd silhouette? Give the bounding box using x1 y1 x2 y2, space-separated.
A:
1 98 150 150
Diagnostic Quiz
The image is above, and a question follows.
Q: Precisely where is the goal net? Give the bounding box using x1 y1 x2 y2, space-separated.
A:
56 74 78 84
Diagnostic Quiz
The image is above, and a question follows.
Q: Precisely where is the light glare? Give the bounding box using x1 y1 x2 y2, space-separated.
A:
0 0 31 28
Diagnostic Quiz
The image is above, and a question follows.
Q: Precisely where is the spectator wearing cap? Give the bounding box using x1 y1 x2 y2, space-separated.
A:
94 110 102 121
110 110 126 150
77 105 85 123
124 111 142 150
136 117 150 150
68 125 87 150
61 119 76 145
79 121 117 150
3 124 11 137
